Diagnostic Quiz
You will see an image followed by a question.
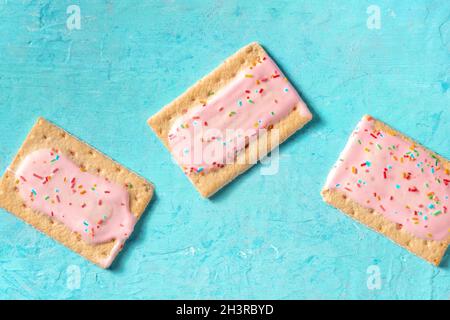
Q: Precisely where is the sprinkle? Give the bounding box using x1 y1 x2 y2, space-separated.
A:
395 184 401 189
56 195 61 203
50 155 60 163
228 111 237 117
351 167 357 174
432 210 442 216
98 200 103 206
245 74 253 78
104 191 111 194
283 88 289 92
31 188 37 196
431 154 439 166
20 176 27 182
408 186 419 192
33 173 43 180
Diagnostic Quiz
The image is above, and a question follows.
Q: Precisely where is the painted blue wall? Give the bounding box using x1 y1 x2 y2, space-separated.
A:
0 0 449 299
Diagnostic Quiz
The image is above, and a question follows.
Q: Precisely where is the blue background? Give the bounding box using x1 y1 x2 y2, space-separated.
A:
0 0 449 299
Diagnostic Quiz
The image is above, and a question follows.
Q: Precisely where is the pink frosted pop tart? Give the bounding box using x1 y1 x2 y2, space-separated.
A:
148 42 312 197
0 118 154 268
322 115 449 265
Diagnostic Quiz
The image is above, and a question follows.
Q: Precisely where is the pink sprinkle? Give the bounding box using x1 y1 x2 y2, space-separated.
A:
33 173 43 180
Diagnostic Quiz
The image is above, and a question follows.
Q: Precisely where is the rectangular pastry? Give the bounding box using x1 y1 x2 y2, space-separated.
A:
0 118 154 268
322 115 449 265
148 42 312 197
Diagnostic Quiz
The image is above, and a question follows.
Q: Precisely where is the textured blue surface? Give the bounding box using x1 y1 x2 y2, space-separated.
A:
0 0 449 300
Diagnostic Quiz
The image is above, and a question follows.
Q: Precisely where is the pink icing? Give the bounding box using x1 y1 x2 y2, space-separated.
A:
325 116 450 241
14 149 136 265
168 54 312 174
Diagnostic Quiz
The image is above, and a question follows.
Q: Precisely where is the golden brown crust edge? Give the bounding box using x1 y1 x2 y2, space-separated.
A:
321 115 449 266
0 117 154 268
321 189 448 266
148 42 312 197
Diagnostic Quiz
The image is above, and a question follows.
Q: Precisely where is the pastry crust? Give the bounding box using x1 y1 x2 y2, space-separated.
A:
148 42 311 197
0 118 154 268
321 115 449 266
